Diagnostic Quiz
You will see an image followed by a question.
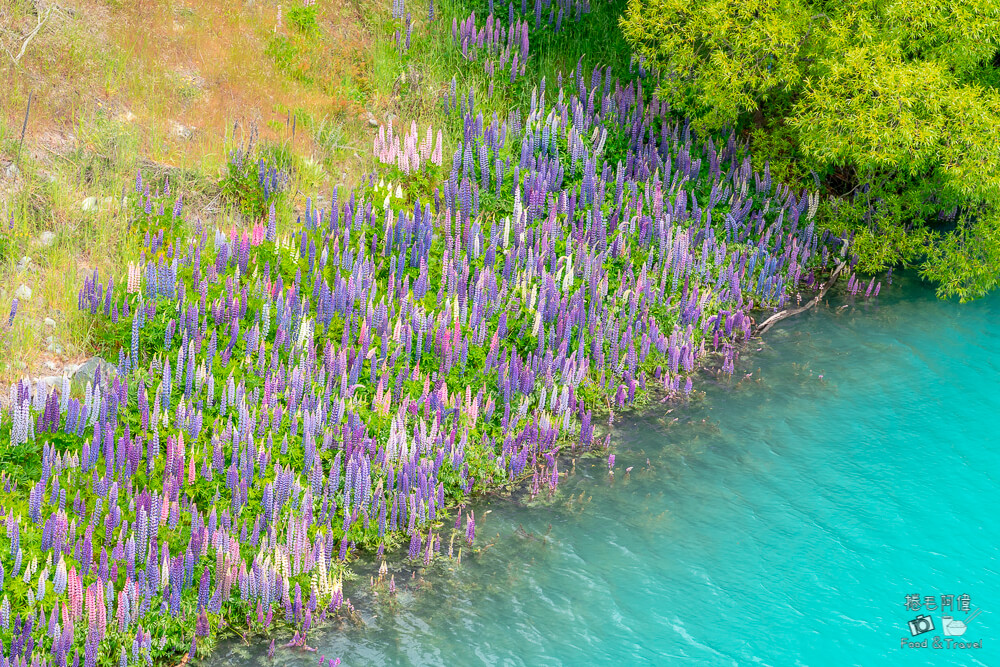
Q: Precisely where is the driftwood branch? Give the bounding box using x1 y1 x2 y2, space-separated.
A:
754 261 847 336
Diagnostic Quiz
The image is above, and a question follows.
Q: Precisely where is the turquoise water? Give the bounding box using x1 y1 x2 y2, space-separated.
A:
213 274 1000 666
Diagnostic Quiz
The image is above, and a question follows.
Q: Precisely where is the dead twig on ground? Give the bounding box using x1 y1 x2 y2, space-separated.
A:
1 4 56 66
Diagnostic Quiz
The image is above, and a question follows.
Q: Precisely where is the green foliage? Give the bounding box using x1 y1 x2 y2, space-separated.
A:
745 117 813 188
0 225 14 267
265 34 306 81
287 4 320 36
621 0 1000 299
621 0 810 130
817 197 929 275
922 210 1000 301
0 435 43 482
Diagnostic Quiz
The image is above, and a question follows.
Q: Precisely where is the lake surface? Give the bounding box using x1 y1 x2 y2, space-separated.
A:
211 273 1000 666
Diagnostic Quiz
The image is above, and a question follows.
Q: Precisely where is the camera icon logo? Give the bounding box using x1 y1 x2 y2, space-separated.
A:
907 614 935 637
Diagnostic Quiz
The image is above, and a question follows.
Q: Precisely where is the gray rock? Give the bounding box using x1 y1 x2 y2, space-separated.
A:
38 231 56 246
3 163 19 180
38 375 62 388
82 196 99 212
17 256 33 271
170 121 195 140
14 284 31 301
44 317 56 328
43 361 59 372
71 356 117 394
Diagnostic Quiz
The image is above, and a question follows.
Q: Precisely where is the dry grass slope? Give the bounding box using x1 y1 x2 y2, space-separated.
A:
0 0 412 385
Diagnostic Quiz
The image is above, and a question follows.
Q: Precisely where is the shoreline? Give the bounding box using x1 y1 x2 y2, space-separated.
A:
0 6 875 667
203 259 862 663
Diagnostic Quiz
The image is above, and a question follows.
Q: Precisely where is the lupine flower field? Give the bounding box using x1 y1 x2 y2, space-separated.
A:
0 1 880 666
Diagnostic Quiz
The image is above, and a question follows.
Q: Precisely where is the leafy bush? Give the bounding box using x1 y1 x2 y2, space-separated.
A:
621 0 1000 299
287 3 319 36
220 132 290 219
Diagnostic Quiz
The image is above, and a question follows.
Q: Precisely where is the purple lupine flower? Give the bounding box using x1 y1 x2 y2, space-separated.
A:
198 566 210 610
28 482 42 522
408 531 420 559
196 609 210 637
465 512 476 545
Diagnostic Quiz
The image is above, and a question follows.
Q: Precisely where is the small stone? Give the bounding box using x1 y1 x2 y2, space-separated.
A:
71 356 117 394
14 284 31 301
44 335 63 355
44 317 56 328
38 375 62 388
82 196 99 211
170 121 195 140
44 361 59 372
38 231 56 246
17 256 33 270
365 111 379 128
3 163 19 180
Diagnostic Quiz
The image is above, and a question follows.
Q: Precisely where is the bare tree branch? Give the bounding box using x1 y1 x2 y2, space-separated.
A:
1 4 55 66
